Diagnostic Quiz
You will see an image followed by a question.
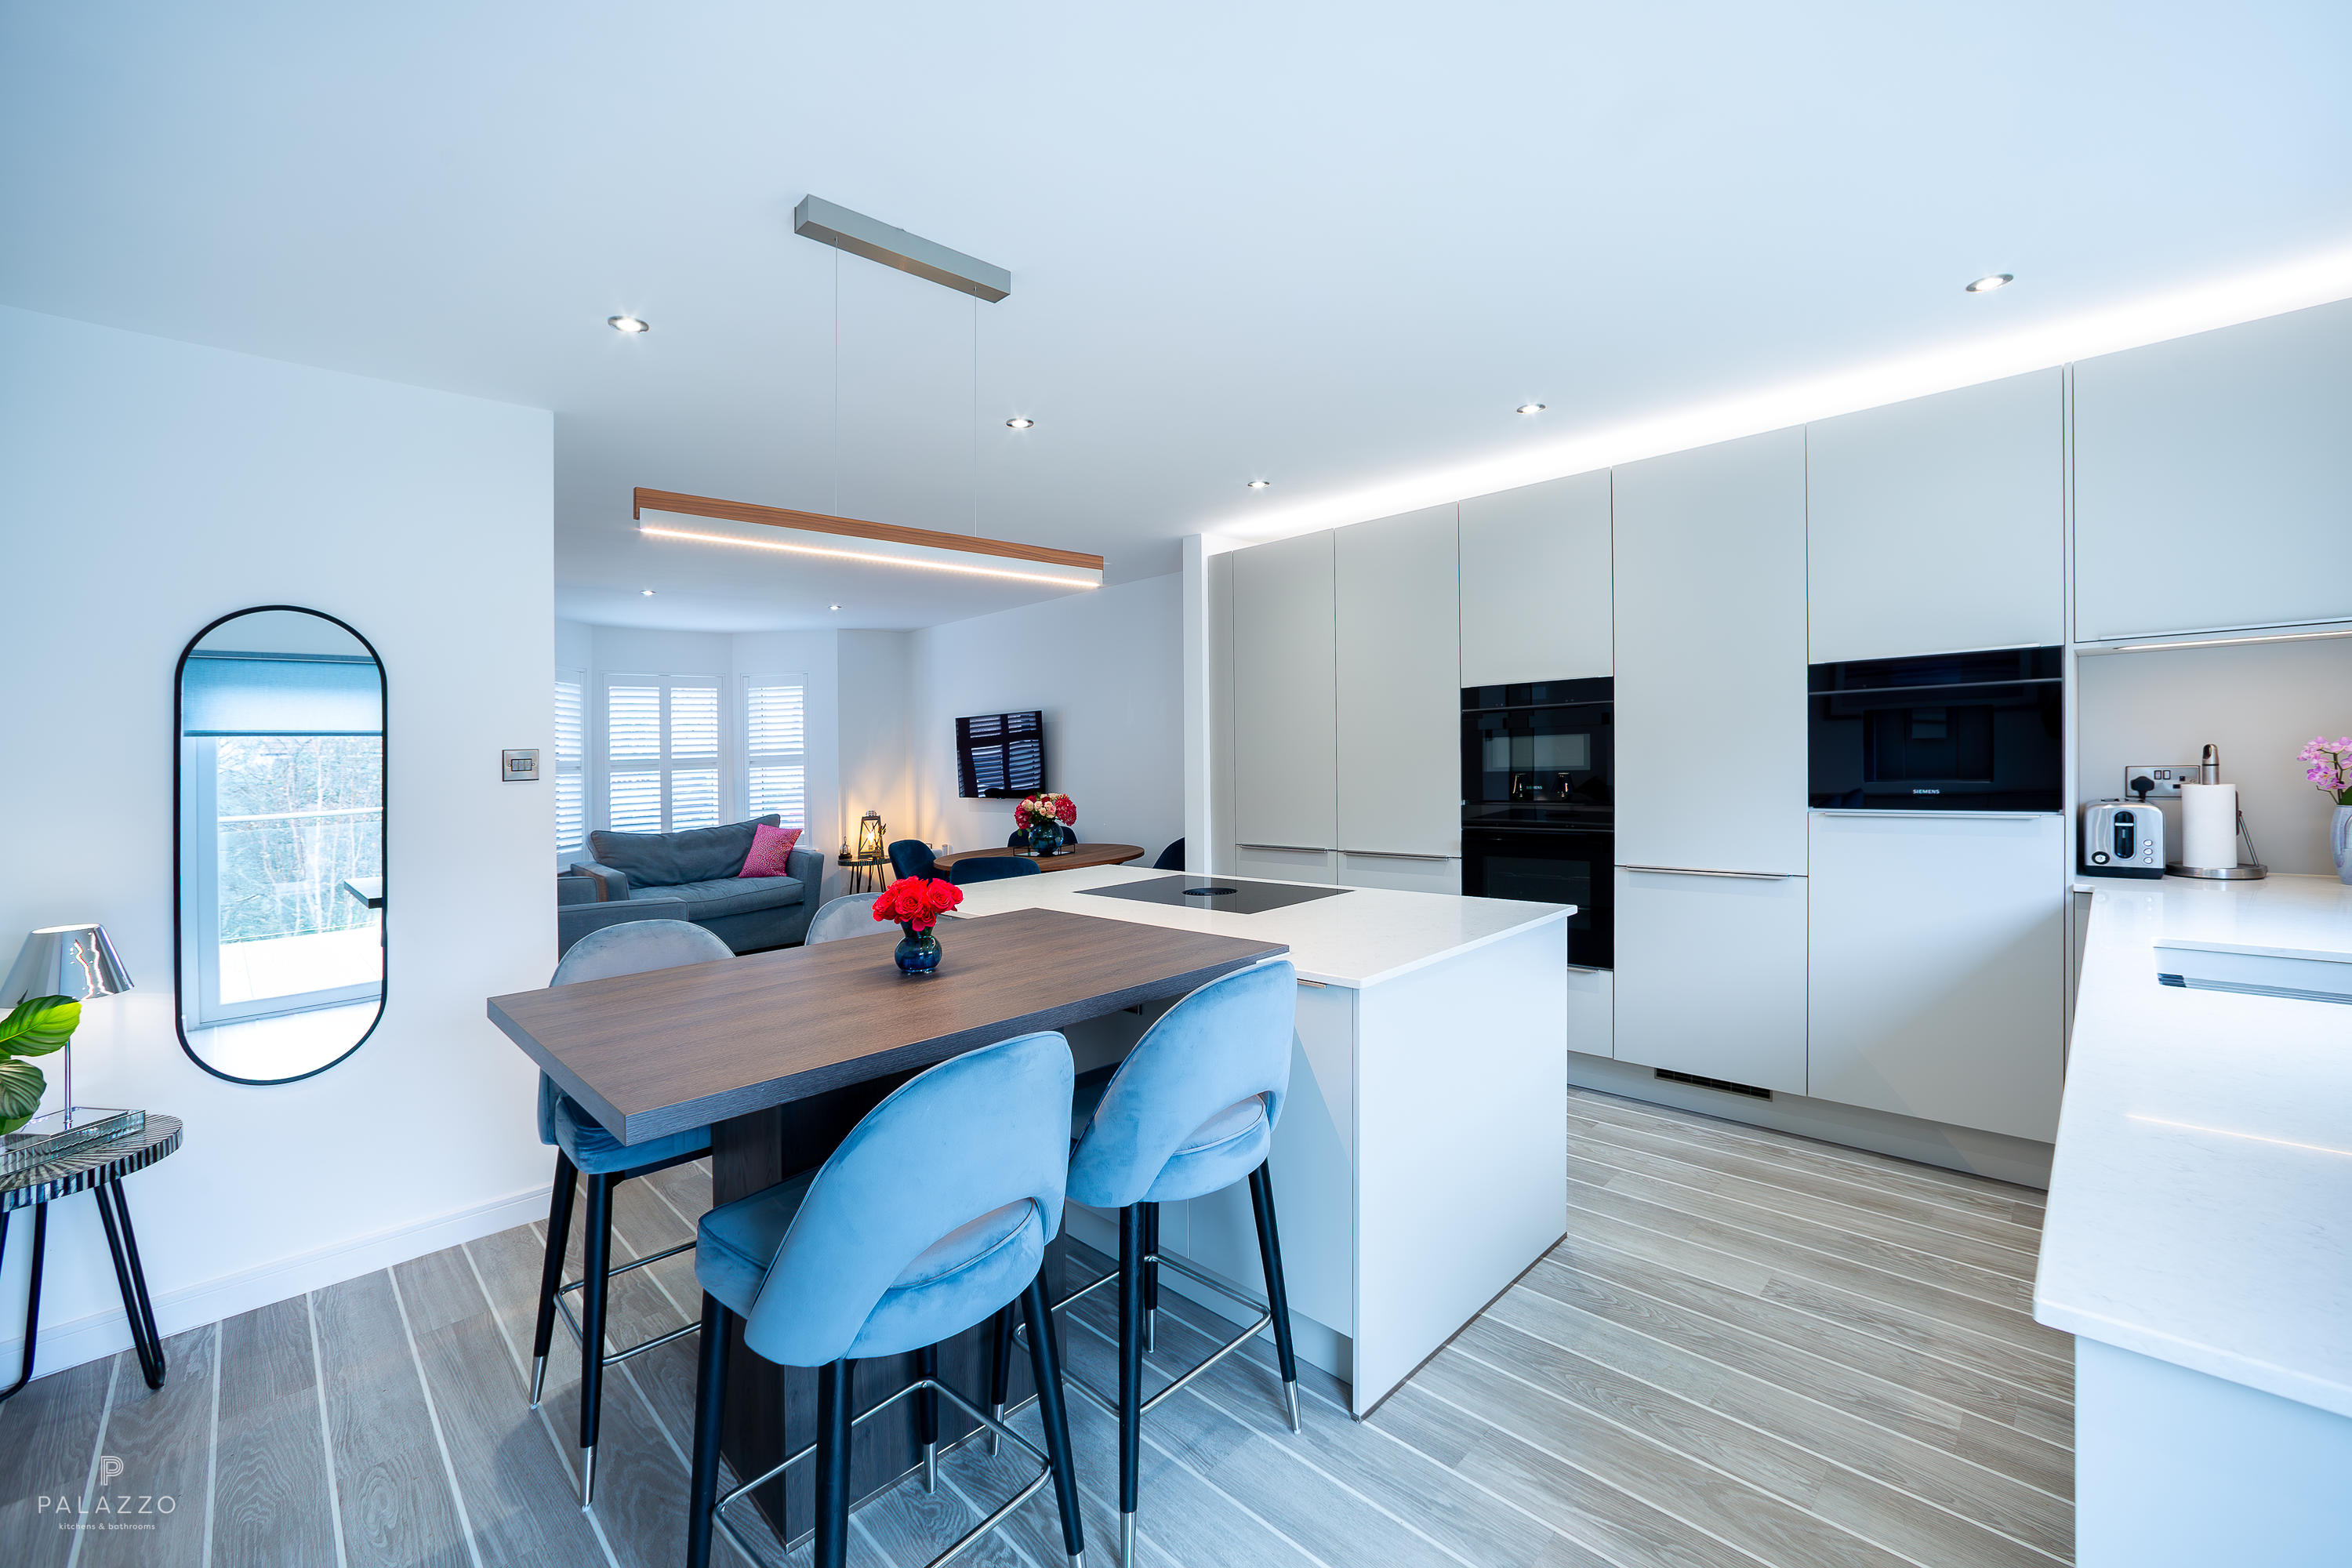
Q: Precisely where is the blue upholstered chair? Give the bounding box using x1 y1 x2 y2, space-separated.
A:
887 838 938 883
530 919 734 1504
1010 958 1301 1566
1151 839 1186 872
684 1033 1089 1568
804 893 882 945
950 855 1041 887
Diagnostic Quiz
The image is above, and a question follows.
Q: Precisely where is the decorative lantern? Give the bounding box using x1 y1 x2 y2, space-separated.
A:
855 810 887 859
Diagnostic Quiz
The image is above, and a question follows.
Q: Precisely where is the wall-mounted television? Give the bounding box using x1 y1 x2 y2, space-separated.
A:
956 710 1047 798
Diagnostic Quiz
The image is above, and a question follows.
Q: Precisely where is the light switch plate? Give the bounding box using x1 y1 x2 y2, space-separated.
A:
2123 764 2200 801
502 748 540 782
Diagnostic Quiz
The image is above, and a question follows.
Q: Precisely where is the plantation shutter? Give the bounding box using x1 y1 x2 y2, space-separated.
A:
745 676 807 827
554 669 586 855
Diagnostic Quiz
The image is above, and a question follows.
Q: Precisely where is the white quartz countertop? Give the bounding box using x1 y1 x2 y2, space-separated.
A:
942 866 1570 989
2037 873 2352 1417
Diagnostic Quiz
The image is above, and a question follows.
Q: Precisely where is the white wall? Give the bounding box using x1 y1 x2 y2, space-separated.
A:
906 575 1183 859
839 630 915 867
0 306 554 1377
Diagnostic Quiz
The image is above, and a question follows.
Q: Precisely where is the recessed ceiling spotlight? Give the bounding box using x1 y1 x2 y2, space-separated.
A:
1247 479 1272 489
1005 417 1034 430
1964 274 2013 294
608 314 652 333
829 604 841 611
641 589 655 596
1517 403 1546 415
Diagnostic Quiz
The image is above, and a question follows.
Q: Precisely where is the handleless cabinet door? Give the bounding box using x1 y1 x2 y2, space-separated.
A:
1613 868 1807 1094
2075 298 2352 641
1460 471 1612 686
1613 427 1809 874
1233 530 1336 853
1337 505 1460 858
1807 812 2064 1141
1807 369 2063 663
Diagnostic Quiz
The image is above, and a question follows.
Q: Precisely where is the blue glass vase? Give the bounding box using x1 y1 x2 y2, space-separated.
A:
1023 821 1066 855
895 924 942 976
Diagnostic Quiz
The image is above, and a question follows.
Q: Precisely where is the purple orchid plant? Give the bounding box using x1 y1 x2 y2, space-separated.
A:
2298 735 2352 806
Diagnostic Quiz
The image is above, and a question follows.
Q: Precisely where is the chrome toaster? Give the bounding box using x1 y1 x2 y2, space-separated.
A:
2079 800 2163 879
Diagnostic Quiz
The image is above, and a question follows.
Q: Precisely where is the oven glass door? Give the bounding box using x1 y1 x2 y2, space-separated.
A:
1462 827 1613 968
1462 688 1613 829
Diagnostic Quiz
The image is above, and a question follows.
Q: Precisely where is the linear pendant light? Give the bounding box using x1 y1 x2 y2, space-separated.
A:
633 488 1102 590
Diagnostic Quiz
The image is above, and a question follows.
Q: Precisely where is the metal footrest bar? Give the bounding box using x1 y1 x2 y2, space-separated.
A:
1025 1250 1278 1422
553 1237 700 1367
713 1375 1061 1568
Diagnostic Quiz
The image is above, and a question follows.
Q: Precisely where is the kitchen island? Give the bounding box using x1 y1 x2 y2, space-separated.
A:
2038 873 2352 1566
948 866 1572 1413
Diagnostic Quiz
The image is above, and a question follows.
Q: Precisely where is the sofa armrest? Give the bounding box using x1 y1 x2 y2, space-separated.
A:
571 860 631 902
788 844 826 897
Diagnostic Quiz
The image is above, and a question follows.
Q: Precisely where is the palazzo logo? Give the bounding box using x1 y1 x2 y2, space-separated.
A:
38 1456 179 1531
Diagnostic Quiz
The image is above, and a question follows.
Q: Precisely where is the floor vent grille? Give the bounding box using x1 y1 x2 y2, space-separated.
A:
1654 1068 1773 1100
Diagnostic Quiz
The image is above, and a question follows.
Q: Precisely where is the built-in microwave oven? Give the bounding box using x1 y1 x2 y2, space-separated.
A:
1461 679 1613 829
1808 647 2063 812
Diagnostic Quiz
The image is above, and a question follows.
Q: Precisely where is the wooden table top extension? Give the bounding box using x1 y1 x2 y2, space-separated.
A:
931 842 1146 873
487 906 1285 1145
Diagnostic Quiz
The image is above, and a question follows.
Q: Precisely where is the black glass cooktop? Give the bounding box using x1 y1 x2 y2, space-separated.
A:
1076 875 1353 915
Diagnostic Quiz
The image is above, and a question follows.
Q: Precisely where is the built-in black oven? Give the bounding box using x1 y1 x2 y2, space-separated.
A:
1808 647 2063 812
1461 679 1613 967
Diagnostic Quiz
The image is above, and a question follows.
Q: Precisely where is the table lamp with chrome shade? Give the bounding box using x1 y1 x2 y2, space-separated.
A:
3 923 134 1134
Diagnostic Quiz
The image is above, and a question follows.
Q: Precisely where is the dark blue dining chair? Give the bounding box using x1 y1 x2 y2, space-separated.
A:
685 1032 1089 1568
887 839 938 882
1005 958 1301 1566
951 856 1041 887
1152 838 1186 872
532 918 734 1504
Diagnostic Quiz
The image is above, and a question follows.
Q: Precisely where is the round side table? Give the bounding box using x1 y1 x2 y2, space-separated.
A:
0 1115 182 1401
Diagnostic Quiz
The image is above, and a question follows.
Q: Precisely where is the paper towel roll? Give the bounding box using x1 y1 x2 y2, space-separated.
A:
2180 782 2239 869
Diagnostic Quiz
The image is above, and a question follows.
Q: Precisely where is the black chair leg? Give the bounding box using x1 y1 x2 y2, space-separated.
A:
684 1295 731 1568
93 1185 165 1391
0 1207 49 1403
1142 1201 1161 1354
531 1151 579 1408
1020 1275 1087 1568
578 1172 614 1504
986 1304 1014 1455
915 1341 940 1492
1118 1202 1145 1564
1247 1161 1301 1432
815 1357 855 1568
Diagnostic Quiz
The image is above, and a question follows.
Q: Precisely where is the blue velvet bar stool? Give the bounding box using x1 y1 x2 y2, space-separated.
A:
803 893 881 944
949 855 1040 887
685 1030 1090 1568
530 918 735 1505
1008 958 1302 1566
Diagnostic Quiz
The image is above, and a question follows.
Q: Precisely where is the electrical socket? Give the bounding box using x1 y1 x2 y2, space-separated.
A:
2122 764 2202 801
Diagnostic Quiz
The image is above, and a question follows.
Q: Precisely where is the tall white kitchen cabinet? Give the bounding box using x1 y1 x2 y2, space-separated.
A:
1459 471 1611 686
1806 369 2065 663
1807 813 2065 1140
1232 529 1337 884
1335 506 1461 891
2074 298 2352 641
1611 428 1809 1089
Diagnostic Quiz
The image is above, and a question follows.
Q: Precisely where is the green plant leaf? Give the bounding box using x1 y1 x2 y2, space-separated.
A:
0 995 79 1058
0 1058 45 1131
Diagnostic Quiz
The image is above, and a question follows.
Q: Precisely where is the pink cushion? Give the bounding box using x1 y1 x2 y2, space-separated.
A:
738 823 804 878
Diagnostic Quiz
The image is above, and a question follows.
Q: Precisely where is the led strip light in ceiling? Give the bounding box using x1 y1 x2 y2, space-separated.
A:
632 488 1102 592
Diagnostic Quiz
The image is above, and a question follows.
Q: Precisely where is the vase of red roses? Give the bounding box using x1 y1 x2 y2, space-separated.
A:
1015 792 1077 855
870 877 964 975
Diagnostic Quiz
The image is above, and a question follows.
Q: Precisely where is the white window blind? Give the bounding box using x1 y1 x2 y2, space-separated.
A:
603 674 724 835
554 670 586 857
744 674 807 828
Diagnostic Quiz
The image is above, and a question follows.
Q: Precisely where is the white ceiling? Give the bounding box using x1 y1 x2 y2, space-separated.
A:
5 2 2348 630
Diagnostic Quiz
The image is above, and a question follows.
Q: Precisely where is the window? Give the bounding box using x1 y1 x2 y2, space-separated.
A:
604 674 724 835
555 668 585 857
744 675 807 827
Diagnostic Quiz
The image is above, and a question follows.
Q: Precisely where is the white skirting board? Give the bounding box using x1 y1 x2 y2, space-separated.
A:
1567 1049 2055 1189
0 1182 553 1384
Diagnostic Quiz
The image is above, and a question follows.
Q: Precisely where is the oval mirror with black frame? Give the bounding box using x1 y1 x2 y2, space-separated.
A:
175 607 385 1084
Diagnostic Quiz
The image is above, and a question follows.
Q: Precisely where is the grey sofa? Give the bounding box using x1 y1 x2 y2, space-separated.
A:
557 873 687 961
572 815 823 953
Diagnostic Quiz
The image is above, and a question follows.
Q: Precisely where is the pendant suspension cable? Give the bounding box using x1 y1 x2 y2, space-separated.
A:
833 240 841 517
971 297 980 536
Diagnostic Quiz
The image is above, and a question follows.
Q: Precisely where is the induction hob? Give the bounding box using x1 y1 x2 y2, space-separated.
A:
1075 875 1353 915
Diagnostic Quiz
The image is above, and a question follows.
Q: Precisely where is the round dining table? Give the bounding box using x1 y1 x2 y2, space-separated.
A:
931 842 1146 874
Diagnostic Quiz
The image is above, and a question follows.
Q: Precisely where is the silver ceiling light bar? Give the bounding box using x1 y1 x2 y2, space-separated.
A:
793 195 1011 303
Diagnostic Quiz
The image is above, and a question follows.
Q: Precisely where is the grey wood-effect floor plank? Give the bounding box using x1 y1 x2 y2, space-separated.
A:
310 1273 474 1568
1566 1090 2047 1220
847 1467 1029 1568
1526 1255 2074 1501
0 1349 112 1567
1567 1116 2045 1276
77 1324 217 1567
938 1406 1185 1568
1138 1294 1620 1568
209 1297 336 1568
1461 1306 2067 1568
1568 1152 2042 1318
1566 1174 2073 1377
